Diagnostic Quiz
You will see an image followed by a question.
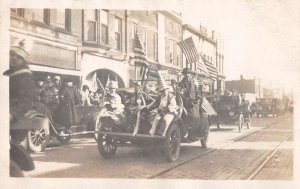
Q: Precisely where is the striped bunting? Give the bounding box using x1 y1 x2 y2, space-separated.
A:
203 59 218 79
177 37 199 64
197 56 210 75
133 32 148 80
202 97 217 116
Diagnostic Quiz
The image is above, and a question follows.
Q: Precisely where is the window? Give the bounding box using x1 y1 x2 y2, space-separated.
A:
65 9 71 31
153 33 158 61
114 17 122 51
44 9 50 25
55 9 65 28
32 9 44 22
131 23 137 51
142 28 147 55
100 10 108 44
176 44 181 67
11 8 24 17
169 40 174 64
84 9 97 42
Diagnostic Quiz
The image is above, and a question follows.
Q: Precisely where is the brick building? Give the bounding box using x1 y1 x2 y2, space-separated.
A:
10 9 224 92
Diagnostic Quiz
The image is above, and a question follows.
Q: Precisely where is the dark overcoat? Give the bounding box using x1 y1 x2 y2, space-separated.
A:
55 86 80 126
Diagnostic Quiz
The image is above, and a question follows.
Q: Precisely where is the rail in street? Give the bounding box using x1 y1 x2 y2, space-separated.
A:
150 115 293 179
25 114 293 179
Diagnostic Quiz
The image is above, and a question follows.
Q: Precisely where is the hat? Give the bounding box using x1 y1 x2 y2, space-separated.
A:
10 38 33 61
181 68 192 75
82 85 89 91
54 76 61 80
108 81 119 89
156 77 169 92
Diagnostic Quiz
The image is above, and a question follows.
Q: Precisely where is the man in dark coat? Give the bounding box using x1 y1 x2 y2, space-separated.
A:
56 79 80 133
178 68 202 141
4 39 36 143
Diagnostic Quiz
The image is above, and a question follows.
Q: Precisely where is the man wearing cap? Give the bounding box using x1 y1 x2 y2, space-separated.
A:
4 38 35 143
147 78 177 136
179 68 202 141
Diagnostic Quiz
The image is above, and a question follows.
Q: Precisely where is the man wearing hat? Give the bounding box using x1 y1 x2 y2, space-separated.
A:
179 67 202 141
56 79 81 133
147 77 177 136
4 38 36 143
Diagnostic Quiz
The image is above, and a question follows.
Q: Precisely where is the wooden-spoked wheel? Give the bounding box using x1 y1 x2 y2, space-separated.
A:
238 113 244 133
98 134 117 159
164 122 181 162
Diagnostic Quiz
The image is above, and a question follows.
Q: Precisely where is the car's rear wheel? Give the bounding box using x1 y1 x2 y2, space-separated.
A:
164 122 181 162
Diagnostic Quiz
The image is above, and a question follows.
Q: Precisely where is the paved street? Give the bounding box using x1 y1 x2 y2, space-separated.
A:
25 114 293 179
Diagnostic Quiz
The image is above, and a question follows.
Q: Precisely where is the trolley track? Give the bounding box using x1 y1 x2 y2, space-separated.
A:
148 115 292 179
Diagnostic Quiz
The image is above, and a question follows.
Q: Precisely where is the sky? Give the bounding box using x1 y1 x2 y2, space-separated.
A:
181 0 300 92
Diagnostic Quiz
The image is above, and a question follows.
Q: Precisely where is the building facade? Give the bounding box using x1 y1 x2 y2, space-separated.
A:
182 24 225 96
10 9 224 93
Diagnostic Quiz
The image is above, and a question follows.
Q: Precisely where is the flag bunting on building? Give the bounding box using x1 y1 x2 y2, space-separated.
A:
202 97 217 116
133 32 148 80
202 56 218 79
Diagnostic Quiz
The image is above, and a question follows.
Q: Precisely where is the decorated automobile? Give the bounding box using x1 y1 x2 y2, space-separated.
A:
96 70 210 162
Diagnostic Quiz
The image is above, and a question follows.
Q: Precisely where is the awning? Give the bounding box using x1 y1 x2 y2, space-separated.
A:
204 60 218 79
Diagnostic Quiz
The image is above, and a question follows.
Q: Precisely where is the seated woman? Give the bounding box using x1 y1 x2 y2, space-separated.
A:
100 81 125 124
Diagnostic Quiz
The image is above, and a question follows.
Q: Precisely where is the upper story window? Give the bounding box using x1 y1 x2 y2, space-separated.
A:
169 40 174 64
153 33 158 61
142 28 147 56
11 8 24 17
65 9 71 31
100 10 109 45
114 17 122 51
84 9 97 42
131 23 137 51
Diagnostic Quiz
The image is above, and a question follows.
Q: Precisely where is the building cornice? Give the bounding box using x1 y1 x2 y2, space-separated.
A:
182 24 216 45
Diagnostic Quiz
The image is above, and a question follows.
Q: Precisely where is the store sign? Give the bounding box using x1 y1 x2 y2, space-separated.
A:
28 42 77 70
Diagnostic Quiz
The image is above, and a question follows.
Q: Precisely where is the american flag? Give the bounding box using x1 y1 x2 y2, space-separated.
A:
178 37 209 75
133 32 148 80
90 72 98 92
202 97 217 116
178 37 199 64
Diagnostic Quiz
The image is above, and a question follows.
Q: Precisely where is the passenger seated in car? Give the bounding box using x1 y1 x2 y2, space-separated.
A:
146 79 177 136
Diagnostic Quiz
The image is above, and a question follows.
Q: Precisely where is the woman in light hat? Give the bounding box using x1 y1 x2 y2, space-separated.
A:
147 77 177 136
105 81 124 115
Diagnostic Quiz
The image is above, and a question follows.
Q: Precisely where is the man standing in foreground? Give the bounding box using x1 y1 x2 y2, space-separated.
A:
3 38 35 143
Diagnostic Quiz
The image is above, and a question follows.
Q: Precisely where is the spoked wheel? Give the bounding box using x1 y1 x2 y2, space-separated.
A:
94 116 101 141
238 113 244 132
27 125 50 152
98 134 117 158
200 116 210 148
164 122 181 162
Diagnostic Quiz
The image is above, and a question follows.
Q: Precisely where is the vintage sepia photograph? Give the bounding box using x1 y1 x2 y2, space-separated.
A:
0 0 299 189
